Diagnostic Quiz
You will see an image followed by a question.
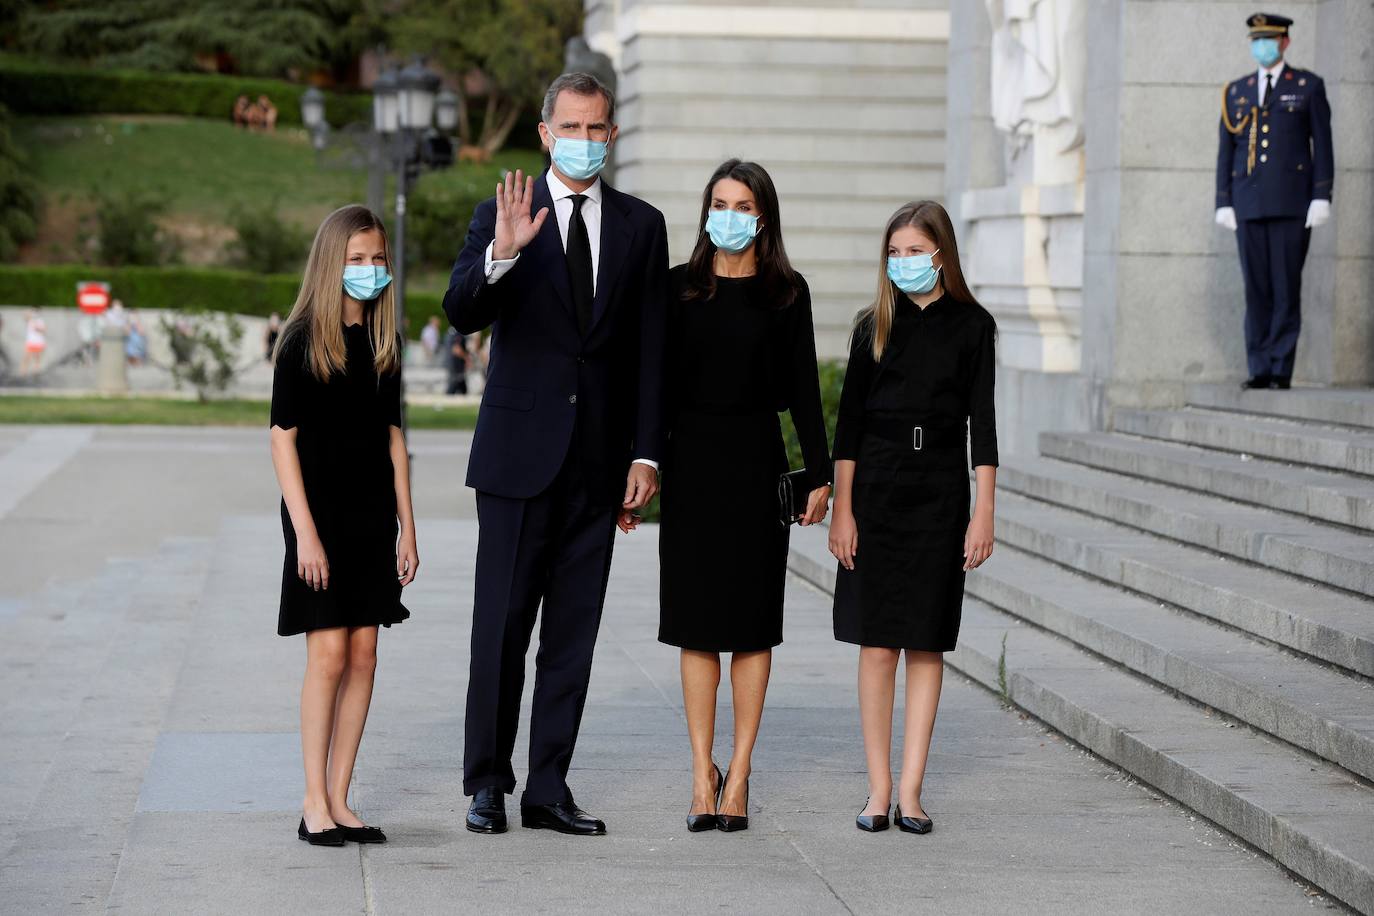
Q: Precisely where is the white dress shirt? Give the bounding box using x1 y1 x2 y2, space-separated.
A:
1257 60 1285 106
480 170 658 473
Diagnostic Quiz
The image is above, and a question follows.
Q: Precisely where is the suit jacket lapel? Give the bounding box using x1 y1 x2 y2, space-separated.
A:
528 174 575 323
590 184 634 331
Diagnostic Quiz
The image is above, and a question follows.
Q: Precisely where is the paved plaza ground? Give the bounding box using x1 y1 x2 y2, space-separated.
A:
0 425 1339 914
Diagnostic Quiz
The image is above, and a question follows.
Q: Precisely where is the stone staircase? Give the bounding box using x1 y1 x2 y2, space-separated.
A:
789 384 1374 915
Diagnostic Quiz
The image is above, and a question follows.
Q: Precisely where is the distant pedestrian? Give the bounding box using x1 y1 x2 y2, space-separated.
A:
125 314 148 365
265 312 281 362
257 95 278 133
21 309 45 376
233 94 252 129
269 204 417 847
421 315 441 365
443 327 468 394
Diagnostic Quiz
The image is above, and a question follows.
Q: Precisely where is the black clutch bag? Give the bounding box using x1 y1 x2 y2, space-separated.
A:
778 469 811 526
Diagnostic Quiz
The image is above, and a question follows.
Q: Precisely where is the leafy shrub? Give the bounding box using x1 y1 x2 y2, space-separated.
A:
407 173 489 269
226 201 309 274
0 102 39 262
93 188 179 266
160 309 244 402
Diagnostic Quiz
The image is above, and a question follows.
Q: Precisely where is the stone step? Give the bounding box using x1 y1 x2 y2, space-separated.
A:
1188 383 1374 431
1113 407 1374 477
1040 430 1374 531
995 490 1374 679
965 544 1374 782
998 457 1374 598
785 523 1374 915
0 535 215 914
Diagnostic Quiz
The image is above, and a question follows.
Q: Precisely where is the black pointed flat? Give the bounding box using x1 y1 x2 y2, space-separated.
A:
686 763 723 833
855 797 890 833
298 817 345 846
894 806 933 835
716 771 749 832
338 823 387 844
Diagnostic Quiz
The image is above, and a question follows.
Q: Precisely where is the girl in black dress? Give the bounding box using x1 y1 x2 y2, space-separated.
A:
269 205 418 846
828 200 997 836
651 160 831 831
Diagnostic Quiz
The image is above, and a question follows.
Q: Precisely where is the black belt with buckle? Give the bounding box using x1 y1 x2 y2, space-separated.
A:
863 417 965 451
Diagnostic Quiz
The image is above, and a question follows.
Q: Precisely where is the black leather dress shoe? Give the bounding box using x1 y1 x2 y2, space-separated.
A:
855 798 890 833
1269 376 1292 389
1242 374 1272 390
338 824 387 844
686 763 724 833
298 817 345 846
466 787 508 834
521 801 607 835
894 807 933 835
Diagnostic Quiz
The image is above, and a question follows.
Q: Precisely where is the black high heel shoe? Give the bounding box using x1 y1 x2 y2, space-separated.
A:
855 798 890 833
894 806 933 835
716 771 749 832
298 817 345 846
686 763 723 833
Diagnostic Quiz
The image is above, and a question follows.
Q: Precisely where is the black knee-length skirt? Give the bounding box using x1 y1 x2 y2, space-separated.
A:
833 436 970 651
659 410 789 652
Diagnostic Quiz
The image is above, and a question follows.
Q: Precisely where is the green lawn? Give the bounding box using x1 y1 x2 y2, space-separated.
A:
0 395 478 429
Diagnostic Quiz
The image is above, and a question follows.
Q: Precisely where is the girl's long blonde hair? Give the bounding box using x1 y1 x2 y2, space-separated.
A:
274 204 402 380
858 200 978 361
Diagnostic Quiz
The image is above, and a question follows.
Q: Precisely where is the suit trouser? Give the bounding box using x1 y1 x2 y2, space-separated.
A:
462 445 618 805
1236 216 1310 379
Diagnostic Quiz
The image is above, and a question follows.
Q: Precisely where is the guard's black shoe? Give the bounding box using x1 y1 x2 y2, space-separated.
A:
298 817 345 846
466 787 508 834
1241 374 1272 390
338 824 387 844
894 806 933 835
521 801 607 835
1269 376 1292 389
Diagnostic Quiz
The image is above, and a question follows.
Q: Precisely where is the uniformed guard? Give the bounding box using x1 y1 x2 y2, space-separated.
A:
1215 12 1333 390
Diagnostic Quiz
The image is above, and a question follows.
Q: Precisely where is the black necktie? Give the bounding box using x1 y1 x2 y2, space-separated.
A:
565 194 594 335
1263 73 1274 107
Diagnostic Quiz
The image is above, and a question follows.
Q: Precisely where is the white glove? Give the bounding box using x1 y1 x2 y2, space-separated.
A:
1214 207 1237 231
1305 199 1330 229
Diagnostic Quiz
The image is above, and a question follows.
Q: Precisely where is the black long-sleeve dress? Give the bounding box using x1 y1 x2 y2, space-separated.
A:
831 290 998 651
658 266 831 652
271 323 410 637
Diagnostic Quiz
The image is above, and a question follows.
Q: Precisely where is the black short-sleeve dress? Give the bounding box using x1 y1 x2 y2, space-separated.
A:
270 323 410 637
831 291 998 651
657 266 831 652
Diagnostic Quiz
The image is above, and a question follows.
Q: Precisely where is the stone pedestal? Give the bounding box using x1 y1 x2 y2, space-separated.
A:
98 325 129 395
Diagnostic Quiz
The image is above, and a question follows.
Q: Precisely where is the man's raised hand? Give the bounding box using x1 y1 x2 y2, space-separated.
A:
493 169 549 261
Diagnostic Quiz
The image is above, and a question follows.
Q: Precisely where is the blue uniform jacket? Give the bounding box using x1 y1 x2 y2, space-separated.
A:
1215 65 1333 221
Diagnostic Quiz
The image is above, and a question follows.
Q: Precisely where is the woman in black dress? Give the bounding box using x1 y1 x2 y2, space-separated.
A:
828 200 997 836
269 205 418 846
652 160 831 832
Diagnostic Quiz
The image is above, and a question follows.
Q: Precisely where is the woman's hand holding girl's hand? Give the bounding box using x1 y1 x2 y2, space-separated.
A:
800 485 831 526
963 511 994 571
828 507 858 570
397 530 419 587
297 531 329 591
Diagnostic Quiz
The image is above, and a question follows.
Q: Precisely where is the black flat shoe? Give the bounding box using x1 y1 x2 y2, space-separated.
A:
855 798 890 833
894 806 933 835
1241 374 1272 390
686 763 724 833
298 817 345 846
716 772 749 832
466 787 508 834
338 823 387 844
1269 376 1292 389
521 801 606 836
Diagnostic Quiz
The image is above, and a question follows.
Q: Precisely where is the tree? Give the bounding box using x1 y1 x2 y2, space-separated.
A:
20 0 367 78
0 103 38 262
386 0 582 155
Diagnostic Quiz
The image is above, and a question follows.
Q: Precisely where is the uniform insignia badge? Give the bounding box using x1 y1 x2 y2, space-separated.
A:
1230 85 1237 95
1247 76 1255 86
1284 71 1293 80
1299 78 1307 86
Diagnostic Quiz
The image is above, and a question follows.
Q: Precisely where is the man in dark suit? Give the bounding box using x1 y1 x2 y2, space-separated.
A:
1215 12 1333 390
443 72 667 836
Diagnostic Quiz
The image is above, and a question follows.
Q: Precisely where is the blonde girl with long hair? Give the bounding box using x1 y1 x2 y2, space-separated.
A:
828 200 998 836
269 204 417 846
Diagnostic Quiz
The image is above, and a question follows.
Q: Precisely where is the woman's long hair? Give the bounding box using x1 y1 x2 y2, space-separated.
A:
274 204 402 380
859 200 978 361
682 159 800 308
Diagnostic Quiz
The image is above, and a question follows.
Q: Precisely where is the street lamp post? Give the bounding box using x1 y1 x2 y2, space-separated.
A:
301 62 455 430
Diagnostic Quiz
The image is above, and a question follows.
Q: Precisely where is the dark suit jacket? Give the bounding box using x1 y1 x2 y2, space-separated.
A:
1216 65 1333 221
442 172 668 503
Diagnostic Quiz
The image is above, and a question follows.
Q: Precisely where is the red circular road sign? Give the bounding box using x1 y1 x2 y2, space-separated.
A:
77 281 110 315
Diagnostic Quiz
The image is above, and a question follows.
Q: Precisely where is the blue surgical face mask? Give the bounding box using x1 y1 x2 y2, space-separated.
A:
705 209 760 253
1250 38 1281 68
549 132 609 181
342 265 392 301
887 250 941 295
